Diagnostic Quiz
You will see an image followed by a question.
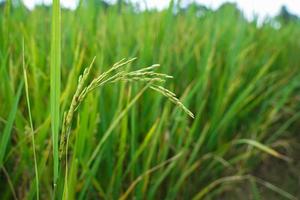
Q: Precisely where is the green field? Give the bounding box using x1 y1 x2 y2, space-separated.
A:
0 1 300 199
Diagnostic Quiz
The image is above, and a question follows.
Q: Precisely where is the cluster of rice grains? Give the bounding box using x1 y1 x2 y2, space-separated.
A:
59 57 194 157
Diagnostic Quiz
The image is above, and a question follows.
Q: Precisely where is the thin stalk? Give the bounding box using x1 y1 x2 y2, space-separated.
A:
50 0 61 189
22 40 39 200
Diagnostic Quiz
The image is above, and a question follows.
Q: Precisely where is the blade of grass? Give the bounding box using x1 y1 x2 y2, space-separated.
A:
123 120 158 177
119 152 183 200
78 85 151 200
192 175 297 200
234 139 291 162
50 0 61 189
87 83 151 168
22 40 39 200
0 81 23 166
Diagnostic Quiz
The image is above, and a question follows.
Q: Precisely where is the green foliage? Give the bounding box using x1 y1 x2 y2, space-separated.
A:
50 0 61 190
0 2 299 199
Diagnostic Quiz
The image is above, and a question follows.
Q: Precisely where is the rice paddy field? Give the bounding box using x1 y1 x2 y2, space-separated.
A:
0 1 300 199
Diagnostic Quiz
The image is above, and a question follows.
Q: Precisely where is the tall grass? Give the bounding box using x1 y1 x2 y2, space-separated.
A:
50 0 61 190
0 1 300 199
22 40 39 200
0 83 23 166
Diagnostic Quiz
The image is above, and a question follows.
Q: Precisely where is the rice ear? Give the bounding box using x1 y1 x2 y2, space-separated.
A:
59 57 194 157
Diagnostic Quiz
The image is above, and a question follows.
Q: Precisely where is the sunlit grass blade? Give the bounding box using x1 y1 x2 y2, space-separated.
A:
50 0 61 189
234 139 291 162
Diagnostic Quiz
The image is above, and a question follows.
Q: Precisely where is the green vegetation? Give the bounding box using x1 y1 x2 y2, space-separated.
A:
0 1 299 199
50 0 61 192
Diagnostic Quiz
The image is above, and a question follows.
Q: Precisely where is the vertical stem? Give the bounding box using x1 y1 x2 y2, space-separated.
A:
23 40 40 200
50 0 61 190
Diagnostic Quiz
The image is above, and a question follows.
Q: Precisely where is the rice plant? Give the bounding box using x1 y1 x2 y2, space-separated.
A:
0 1 300 199
50 0 61 191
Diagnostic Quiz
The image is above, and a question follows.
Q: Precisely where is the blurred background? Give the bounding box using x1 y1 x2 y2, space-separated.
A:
20 0 300 20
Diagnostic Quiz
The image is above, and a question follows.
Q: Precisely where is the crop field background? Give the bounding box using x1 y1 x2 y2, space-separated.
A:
0 0 300 199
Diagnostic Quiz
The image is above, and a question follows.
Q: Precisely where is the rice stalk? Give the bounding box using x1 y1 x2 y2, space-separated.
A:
59 57 194 157
50 0 61 189
22 40 39 200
